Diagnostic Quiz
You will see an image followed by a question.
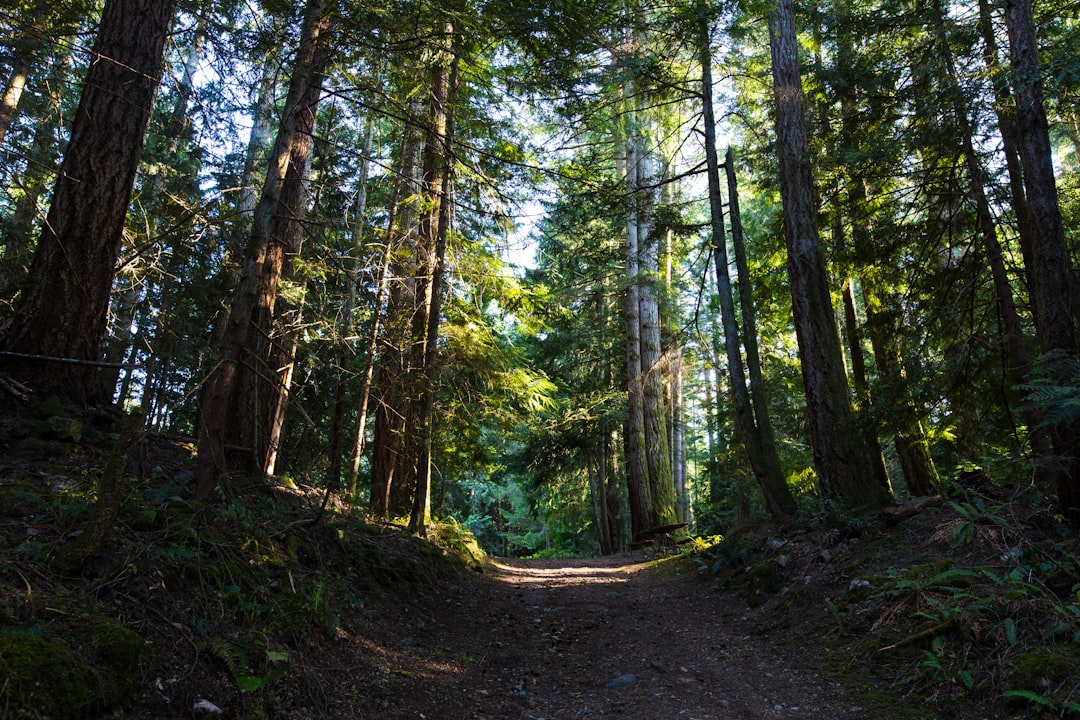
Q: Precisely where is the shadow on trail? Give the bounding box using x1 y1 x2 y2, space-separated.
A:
458 555 853 720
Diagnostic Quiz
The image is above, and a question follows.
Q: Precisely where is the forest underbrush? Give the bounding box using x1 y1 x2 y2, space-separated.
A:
0 403 487 719
1 400 1079 718
697 482 1080 718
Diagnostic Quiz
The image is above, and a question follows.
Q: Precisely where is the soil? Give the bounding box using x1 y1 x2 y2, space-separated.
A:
336 554 859 720
2 420 1067 719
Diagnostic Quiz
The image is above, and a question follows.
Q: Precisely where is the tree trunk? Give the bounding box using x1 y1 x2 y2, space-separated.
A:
370 99 425 519
726 149 797 515
928 0 1050 464
195 0 334 498
238 60 279 227
767 0 890 510
0 56 31 149
409 36 459 536
702 19 796 519
0 0 176 405
621 123 653 538
636 149 676 526
325 111 376 495
833 211 892 495
1004 0 1080 526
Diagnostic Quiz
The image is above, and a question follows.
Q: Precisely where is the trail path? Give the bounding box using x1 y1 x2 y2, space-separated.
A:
358 556 863 720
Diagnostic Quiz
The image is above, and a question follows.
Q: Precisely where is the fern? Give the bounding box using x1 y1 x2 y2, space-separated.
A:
1018 350 1080 429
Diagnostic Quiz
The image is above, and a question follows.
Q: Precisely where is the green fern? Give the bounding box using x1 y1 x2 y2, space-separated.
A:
1019 350 1080 429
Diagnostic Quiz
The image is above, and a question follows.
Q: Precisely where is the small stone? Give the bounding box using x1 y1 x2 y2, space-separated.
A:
848 578 872 594
774 704 783 711
193 699 223 716
819 549 832 562
606 673 637 689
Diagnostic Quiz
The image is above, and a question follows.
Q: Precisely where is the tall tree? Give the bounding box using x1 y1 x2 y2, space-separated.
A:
767 0 890 510
407 26 459 535
1003 0 1080 525
195 0 335 498
700 11 796 519
0 0 176 404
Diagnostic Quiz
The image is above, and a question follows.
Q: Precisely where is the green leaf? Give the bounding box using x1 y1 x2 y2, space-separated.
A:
1002 617 1017 646
1001 690 1055 708
236 675 264 692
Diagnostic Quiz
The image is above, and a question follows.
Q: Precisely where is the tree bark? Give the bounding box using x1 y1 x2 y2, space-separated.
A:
0 57 31 149
636 149 676 526
928 0 1050 464
701 18 796 519
767 0 890 510
0 0 176 405
195 0 334 498
409 34 459 536
833 211 892 495
325 110 376 496
1004 0 1080 526
369 99 425 519
621 122 653 538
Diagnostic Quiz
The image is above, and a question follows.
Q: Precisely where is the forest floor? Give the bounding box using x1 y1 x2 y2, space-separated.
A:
2 411 1078 719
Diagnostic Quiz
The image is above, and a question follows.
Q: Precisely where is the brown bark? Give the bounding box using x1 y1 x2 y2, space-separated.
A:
369 103 425 518
928 0 1050 463
1004 0 1080 526
768 0 890 510
325 111 376 496
838 270 892 494
0 0 176 405
621 126 653 539
701 18 796 519
409 36 459 536
195 0 334 498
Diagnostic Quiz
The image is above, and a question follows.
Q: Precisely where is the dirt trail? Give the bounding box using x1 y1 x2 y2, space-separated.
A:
367 555 863 720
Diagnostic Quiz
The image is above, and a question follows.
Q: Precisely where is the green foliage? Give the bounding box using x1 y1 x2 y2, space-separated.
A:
208 636 292 694
846 497 1080 711
1020 350 1080 431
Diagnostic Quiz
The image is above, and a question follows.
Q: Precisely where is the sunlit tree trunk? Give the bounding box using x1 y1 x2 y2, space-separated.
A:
408 29 458 535
370 98 425 519
1004 0 1080 526
0 0 176 405
767 0 890 510
616 97 652 538
195 0 334 498
236 38 326 479
636 148 676 525
0 57 30 149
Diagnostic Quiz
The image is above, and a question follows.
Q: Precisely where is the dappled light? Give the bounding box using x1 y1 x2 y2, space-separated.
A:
1 0 1078 714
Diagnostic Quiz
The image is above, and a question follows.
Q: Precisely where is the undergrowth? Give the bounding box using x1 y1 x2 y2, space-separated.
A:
698 480 1080 718
0 426 488 718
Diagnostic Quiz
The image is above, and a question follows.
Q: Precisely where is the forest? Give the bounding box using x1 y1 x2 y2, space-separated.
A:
1 0 1079 715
